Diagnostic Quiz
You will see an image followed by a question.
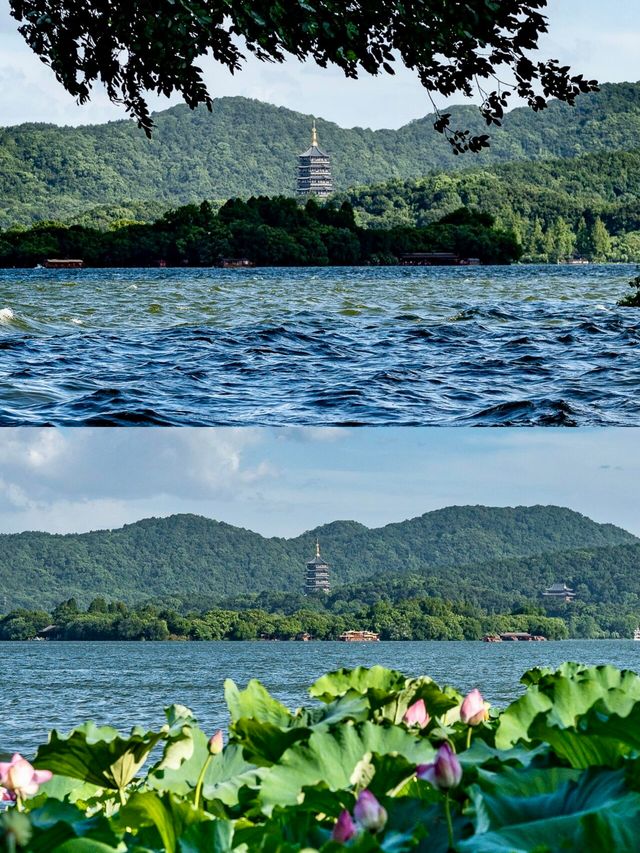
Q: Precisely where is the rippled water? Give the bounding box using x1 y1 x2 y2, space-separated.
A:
0 265 638 425
4 640 640 756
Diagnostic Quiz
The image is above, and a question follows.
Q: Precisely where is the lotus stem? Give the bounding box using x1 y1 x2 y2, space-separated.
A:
444 792 455 851
466 726 472 751
194 754 213 810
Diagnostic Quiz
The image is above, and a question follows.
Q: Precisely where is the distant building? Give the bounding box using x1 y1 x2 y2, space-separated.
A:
543 582 576 602
297 121 333 200
304 540 331 594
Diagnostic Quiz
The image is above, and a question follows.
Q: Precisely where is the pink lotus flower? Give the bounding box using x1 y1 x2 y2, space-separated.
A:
332 809 357 842
460 689 489 726
417 743 462 791
0 787 16 802
353 789 388 833
403 698 430 729
0 754 52 799
208 730 224 755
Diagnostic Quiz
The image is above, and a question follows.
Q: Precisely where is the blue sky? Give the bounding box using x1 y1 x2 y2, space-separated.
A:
0 0 638 128
0 428 638 537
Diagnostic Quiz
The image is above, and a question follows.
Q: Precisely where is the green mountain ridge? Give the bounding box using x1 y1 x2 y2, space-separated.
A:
2 505 636 611
3 81 640 228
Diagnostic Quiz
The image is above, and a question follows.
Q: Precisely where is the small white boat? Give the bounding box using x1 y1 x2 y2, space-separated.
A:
633 628 640 641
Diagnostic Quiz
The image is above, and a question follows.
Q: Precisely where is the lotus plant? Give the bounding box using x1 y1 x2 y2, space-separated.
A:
195 730 224 808
354 789 388 833
403 698 430 729
332 809 357 843
331 790 387 844
0 754 52 809
417 744 462 850
460 688 489 748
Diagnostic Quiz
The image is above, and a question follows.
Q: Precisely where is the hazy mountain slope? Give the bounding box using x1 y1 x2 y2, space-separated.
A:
1 506 636 610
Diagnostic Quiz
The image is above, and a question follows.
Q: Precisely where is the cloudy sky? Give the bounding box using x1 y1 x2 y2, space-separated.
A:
0 428 637 538
0 0 638 129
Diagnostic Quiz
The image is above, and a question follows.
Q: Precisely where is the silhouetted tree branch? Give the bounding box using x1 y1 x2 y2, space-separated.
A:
9 0 598 148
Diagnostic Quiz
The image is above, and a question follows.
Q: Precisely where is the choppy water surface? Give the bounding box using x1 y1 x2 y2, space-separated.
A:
3 640 640 756
0 264 638 425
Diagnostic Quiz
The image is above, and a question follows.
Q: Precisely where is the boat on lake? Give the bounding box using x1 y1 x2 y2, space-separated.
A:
339 630 380 642
482 632 546 642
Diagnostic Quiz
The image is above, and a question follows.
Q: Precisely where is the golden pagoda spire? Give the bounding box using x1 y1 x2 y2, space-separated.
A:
311 120 318 147
316 540 321 558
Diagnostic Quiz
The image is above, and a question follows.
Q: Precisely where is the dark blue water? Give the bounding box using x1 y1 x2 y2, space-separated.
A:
0 265 638 425
4 640 640 756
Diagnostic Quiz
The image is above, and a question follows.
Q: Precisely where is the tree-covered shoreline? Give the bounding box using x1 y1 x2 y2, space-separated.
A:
0 198 520 268
2 582 634 643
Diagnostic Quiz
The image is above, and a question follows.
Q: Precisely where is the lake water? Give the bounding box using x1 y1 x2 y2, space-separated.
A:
4 640 640 757
1 264 638 425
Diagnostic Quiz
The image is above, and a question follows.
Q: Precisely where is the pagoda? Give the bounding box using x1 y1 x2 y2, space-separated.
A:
297 121 333 199
304 541 331 594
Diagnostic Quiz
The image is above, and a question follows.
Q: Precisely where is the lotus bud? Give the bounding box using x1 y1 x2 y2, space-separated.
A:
353 789 388 833
416 743 462 791
208 730 224 755
332 809 357 842
0 754 52 798
460 688 489 726
403 698 430 729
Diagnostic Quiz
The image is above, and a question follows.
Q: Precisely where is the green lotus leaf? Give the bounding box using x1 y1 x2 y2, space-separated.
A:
497 665 640 745
258 721 435 812
147 724 258 808
29 774 103 805
33 722 168 791
51 842 122 853
178 818 235 853
118 791 208 853
225 678 293 726
201 743 264 807
22 800 118 853
231 694 370 766
309 666 407 703
460 767 640 853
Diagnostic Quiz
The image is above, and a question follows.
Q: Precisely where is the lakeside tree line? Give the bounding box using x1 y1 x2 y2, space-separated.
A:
0 594 569 643
2 570 638 642
344 148 640 263
0 198 520 267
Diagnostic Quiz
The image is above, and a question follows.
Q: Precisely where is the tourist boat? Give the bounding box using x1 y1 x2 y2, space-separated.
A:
44 258 84 268
339 630 380 642
482 632 546 642
633 627 640 641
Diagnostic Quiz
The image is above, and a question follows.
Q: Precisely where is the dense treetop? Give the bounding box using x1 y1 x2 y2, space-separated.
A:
10 0 595 145
0 199 521 267
2 83 639 228
0 505 636 613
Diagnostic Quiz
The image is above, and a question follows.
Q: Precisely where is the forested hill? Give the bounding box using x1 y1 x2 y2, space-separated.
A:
2 81 640 227
1 505 636 610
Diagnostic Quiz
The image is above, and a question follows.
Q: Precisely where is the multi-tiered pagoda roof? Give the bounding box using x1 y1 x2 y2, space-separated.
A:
304 541 331 594
297 122 333 199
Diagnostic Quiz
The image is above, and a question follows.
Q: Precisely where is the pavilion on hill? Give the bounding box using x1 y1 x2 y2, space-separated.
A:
543 582 576 602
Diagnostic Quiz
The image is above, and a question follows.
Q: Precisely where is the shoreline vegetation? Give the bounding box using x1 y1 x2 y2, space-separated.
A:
0 592 626 644
0 200 521 268
2 663 640 851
